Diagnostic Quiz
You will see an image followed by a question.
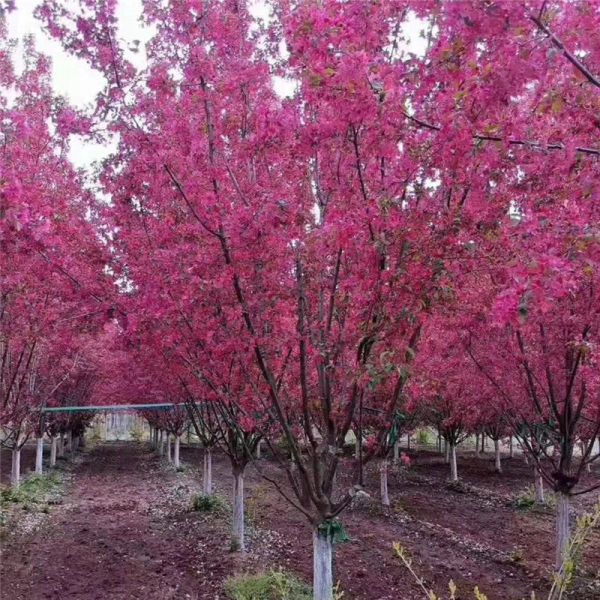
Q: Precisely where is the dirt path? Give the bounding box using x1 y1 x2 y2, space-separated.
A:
1 443 203 600
2 443 599 600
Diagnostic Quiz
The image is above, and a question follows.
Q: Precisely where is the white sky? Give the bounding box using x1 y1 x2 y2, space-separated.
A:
7 0 150 169
8 1 426 171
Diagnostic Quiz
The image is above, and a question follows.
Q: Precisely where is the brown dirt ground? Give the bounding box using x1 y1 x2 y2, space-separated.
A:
1 442 599 600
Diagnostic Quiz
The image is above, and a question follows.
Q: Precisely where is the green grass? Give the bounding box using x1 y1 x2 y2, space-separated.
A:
191 492 229 515
0 472 64 506
224 569 312 600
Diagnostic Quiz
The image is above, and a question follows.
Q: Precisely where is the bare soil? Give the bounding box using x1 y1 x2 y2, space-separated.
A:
1 442 598 600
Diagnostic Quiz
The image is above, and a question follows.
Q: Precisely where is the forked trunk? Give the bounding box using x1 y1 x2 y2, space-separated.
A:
166 434 172 463
313 527 334 600
380 458 390 512
50 436 58 467
11 448 21 487
555 492 571 570
174 436 180 469
203 449 213 495
494 439 502 473
449 442 458 482
231 469 245 551
35 437 44 474
534 466 545 504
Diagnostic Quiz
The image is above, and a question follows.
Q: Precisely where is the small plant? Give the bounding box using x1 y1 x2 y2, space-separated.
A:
224 568 312 600
511 487 556 510
191 492 228 515
512 487 536 510
509 546 524 564
393 499 600 600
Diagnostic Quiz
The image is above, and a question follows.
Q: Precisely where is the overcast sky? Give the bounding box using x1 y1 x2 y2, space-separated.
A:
7 0 151 169
8 1 426 171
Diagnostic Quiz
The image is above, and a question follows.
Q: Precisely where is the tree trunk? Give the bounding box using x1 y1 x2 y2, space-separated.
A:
534 466 545 504
509 436 513 458
555 492 571 570
11 448 21 487
437 432 442 455
174 436 180 469
407 433 411 451
313 527 334 600
58 433 65 458
449 442 458 482
380 458 390 512
35 437 44 474
354 434 360 459
166 434 172 463
256 439 262 459
50 436 58 467
444 439 450 464
66 431 73 455
494 439 502 473
393 440 400 462
203 449 213 495
475 433 480 458
481 433 486 453
231 469 245 551
158 430 164 456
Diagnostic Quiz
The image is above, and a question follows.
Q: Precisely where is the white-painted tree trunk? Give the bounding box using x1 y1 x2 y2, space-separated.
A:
256 439 262 459
534 466 545 504
50 436 58 467
393 441 400 462
35 437 44 474
449 442 458 482
555 492 571 570
231 470 245 551
11 448 21 487
203 449 213 495
494 439 502 473
380 459 390 511
173 435 180 469
313 528 334 600
166 434 172 463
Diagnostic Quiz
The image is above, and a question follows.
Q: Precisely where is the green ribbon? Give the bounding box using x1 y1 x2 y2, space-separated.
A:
317 519 350 545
